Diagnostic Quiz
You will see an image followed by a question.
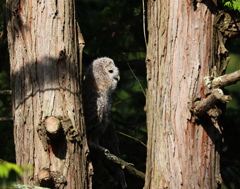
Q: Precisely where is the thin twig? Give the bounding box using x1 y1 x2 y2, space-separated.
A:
127 63 146 97
116 130 147 148
0 117 13 121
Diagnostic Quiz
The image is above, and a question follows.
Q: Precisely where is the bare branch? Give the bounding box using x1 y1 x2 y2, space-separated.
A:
92 147 145 181
193 89 223 116
211 70 240 88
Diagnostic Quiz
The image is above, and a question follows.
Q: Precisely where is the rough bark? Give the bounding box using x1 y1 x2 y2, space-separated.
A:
144 1 222 188
7 0 91 188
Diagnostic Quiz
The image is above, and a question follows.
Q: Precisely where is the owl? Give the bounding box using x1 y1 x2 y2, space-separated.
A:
82 57 127 188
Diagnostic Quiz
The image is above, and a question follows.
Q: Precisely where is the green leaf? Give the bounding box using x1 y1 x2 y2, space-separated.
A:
224 2 232 7
5 162 23 176
0 161 23 179
0 163 9 178
224 0 240 12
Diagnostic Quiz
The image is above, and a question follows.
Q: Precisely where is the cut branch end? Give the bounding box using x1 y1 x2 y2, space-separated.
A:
45 117 61 138
37 169 54 188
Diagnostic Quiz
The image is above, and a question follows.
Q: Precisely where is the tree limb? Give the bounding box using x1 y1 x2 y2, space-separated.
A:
193 89 223 116
92 147 145 181
211 70 240 88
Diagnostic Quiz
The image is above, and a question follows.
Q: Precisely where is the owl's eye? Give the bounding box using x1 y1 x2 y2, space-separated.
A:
108 70 113 73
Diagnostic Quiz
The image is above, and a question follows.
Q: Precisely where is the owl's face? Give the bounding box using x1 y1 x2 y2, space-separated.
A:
104 60 120 83
93 57 120 90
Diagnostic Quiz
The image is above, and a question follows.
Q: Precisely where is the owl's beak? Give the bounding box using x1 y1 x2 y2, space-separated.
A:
114 75 120 81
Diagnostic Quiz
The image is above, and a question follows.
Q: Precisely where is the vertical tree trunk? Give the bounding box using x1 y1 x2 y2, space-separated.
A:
7 1 91 188
145 1 222 188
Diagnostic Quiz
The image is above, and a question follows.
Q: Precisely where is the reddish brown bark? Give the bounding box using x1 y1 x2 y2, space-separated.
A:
144 1 222 188
7 0 91 188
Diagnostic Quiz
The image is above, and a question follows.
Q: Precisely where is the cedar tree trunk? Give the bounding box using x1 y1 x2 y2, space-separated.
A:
145 1 224 188
7 0 91 188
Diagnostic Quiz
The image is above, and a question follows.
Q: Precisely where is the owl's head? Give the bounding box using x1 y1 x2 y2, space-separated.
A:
92 57 120 91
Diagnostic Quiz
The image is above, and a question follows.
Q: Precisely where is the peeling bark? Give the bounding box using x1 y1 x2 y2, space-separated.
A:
144 1 222 188
7 0 91 188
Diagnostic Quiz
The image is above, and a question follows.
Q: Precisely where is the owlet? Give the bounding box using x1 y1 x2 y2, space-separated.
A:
82 57 127 188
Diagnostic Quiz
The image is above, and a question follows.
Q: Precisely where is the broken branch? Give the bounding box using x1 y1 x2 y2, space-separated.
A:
193 89 223 116
211 70 240 88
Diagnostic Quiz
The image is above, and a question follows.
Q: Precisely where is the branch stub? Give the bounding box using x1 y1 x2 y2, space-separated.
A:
45 116 62 139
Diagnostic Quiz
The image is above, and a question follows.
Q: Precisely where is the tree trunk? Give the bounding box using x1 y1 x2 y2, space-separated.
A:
144 1 223 188
7 1 91 188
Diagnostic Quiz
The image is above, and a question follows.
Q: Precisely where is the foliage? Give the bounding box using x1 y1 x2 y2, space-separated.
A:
0 161 22 188
223 0 240 12
0 161 36 189
0 161 23 178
